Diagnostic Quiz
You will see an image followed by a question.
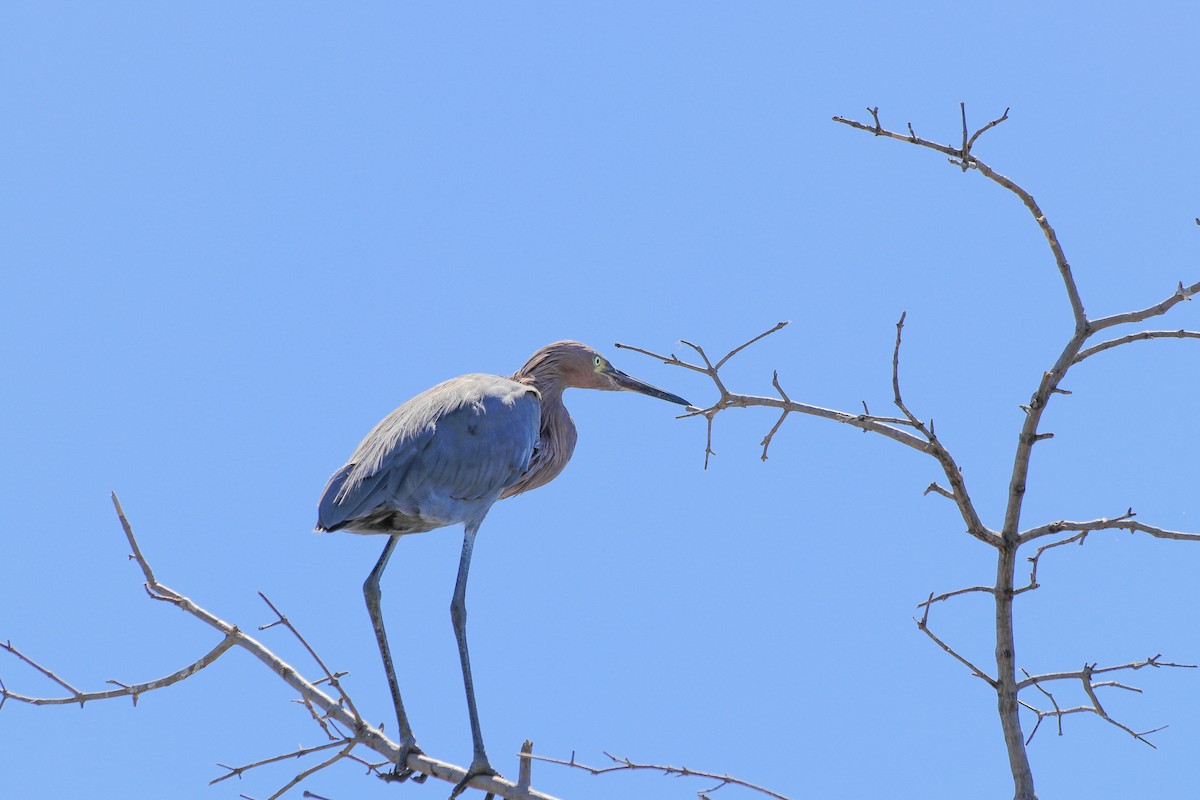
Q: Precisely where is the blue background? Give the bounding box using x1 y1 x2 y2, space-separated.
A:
3 3 1198 798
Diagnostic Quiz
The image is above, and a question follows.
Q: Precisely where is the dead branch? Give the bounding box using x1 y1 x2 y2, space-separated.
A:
834 105 1085 327
0 494 563 800
1018 657 1196 748
1019 511 1200 546
0 633 238 708
1014 531 1089 595
1074 328 1200 362
891 312 993 544
1089 281 1200 332
256 591 362 725
617 323 998 545
530 751 790 800
916 585 995 609
914 592 997 688
1019 655 1197 691
728 105 1200 800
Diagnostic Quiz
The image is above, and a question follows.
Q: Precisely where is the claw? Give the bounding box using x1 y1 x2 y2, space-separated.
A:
379 740 424 783
448 760 499 799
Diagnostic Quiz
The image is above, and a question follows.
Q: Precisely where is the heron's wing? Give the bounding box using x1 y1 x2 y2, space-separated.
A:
315 430 435 530
317 375 539 532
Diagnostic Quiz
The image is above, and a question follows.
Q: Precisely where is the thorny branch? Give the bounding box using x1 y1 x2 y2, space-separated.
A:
3 496 782 800
616 319 997 547
834 104 1200 799
1019 656 1196 747
0 494 564 800
1019 511 1200 546
623 105 1200 800
0 633 239 708
527 751 791 800
914 591 997 688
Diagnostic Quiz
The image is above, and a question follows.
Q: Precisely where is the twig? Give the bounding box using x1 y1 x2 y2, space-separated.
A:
212 741 352 785
264 741 358 800
1019 510 1200 545
1014 531 1089 594
1018 654 1197 690
617 325 791 469
1018 657 1193 749
916 585 995 609
891 313 994 545
965 106 1010 153
530 751 790 800
1073 328 1200 363
1089 281 1200 332
616 327 988 497
759 371 791 461
715 321 789 371
1 633 239 708
915 593 997 688
23 494 566 800
1021 669 1063 744
257 592 363 725
833 107 1085 331
923 482 955 500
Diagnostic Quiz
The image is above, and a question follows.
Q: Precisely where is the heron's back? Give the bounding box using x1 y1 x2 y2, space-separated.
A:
317 374 540 535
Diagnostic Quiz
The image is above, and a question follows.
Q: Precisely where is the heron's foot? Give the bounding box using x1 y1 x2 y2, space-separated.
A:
380 739 426 784
448 758 499 799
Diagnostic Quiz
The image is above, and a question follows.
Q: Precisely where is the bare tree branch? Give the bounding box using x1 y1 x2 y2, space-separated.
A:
826 105 1200 799
834 106 1085 327
618 326 942 467
619 323 998 545
530 751 791 800
256 592 363 725
1019 655 1197 691
1073 328 1200 363
1019 511 1200 545
0 494 564 800
1014 531 1089 595
213 741 353 786
1018 657 1195 749
915 593 998 688
891 312 994 544
0 633 238 708
916 585 995 608
1090 281 1200 332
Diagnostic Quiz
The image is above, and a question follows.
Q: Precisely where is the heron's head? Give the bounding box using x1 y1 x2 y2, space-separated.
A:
515 341 690 406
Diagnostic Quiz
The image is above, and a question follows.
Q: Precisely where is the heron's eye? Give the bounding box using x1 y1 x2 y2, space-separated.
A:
593 355 603 370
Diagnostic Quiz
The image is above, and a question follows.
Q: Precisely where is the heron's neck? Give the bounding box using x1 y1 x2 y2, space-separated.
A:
500 367 577 498
512 363 566 402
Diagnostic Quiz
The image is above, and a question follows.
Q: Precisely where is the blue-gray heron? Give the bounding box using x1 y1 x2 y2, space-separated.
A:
316 341 689 796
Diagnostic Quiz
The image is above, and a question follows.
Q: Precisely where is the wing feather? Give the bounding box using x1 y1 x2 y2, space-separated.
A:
317 374 539 533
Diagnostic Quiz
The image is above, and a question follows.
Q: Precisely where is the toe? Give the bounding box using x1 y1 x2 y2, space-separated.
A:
448 762 499 799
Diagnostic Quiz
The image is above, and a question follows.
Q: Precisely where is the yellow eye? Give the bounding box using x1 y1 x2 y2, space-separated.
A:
593 355 604 370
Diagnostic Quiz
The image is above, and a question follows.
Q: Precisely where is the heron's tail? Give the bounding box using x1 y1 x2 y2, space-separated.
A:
315 463 355 532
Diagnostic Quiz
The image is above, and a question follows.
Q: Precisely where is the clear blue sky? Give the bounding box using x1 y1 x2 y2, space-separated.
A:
3 4 1199 799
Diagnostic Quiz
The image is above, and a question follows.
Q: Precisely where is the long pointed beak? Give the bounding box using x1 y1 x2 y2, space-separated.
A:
609 368 691 406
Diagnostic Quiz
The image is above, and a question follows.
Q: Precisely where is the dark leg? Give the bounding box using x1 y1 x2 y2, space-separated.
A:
364 534 423 780
449 522 498 798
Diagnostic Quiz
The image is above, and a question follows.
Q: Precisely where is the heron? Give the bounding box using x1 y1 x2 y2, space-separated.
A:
316 341 689 797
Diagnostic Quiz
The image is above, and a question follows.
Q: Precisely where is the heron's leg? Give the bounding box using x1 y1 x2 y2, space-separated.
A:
364 534 424 781
448 522 499 799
